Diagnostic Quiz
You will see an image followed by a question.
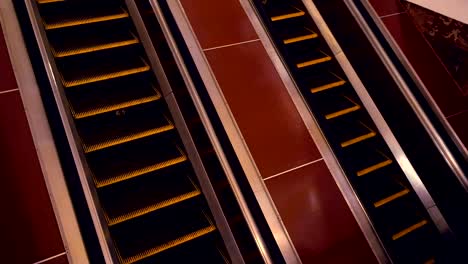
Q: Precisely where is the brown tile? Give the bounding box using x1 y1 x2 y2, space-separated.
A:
0 26 18 92
180 0 258 49
448 110 468 149
205 41 321 177
44 253 68 264
382 13 468 116
368 0 404 16
0 92 64 263
265 161 377 263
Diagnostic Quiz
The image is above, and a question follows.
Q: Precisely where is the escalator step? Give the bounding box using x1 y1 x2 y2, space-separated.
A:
84 122 174 153
88 137 188 187
94 153 187 188
67 74 160 119
71 93 159 119
59 55 150 87
107 189 201 226
111 203 216 263
124 225 216 264
51 30 139 58
43 6 129 30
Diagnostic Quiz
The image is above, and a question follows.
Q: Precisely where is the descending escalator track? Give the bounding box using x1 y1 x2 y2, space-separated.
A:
32 0 231 262
253 0 446 263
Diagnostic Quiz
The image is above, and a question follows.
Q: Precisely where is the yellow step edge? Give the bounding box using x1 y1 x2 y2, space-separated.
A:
53 37 139 58
44 8 129 30
392 220 428 240
311 80 346 93
341 131 376 148
357 159 393 177
297 55 332 68
62 63 150 88
84 123 174 153
325 104 361 120
124 225 217 264
95 154 187 188
37 0 64 4
271 6 305 21
374 189 410 208
72 94 160 120
108 189 201 226
284 31 318 44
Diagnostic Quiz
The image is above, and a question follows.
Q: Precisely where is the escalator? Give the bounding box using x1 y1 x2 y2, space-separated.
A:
252 0 449 263
18 0 261 263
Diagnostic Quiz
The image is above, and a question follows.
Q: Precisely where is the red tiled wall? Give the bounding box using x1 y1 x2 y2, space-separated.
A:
0 25 67 264
368 0 468 148
178 0 377 262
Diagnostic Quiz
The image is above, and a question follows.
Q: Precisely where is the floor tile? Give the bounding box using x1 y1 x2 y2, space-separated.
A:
368 0 404 16
205 41 321 177
265 161 377 263
0 92 64 263
382 13 468 116
180 0 258 49
0 26 17 92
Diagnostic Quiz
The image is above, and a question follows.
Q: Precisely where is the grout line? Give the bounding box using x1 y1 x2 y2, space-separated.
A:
203 39 260 51
264 158 324 181
0 88 19 95
446 108 468 119
379 11 405 19
32 252 66 264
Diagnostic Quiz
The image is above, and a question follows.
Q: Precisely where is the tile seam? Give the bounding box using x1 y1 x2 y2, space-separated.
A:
379 11 405 19
0 88 19 95
264 158 324 181
203 38 260 51
32 252 67 264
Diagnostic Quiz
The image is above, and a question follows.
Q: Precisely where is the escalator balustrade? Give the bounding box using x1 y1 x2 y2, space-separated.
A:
254 0 444 263
34 0 230 262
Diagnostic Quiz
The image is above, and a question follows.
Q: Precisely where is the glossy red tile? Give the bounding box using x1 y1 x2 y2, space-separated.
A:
265 161 377 263
179 0 258 49
368 0 404 16
448 110 468 149
382 13 468 116
205 41 321 177
0 26 18 92
0 92 64 263
44 253 68 264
